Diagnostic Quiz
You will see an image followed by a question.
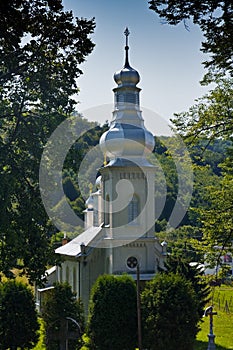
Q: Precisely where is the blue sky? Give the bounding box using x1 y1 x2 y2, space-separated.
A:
63 0 210 135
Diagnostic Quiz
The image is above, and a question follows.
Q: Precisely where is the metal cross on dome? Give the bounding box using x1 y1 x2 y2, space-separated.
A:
124 27 130 46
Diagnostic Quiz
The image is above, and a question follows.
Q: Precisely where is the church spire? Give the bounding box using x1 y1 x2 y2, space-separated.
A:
124 27 130 68
99 29 155 166
113 27 140 91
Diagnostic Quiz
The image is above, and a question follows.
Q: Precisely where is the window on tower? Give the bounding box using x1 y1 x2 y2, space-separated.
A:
105 194 110 226
125 92 136 104
128 194 139 224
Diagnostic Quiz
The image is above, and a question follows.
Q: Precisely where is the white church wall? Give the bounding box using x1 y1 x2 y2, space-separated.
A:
58 260 81 297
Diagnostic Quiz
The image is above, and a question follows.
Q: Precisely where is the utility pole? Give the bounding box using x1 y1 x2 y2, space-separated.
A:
136 263 142 350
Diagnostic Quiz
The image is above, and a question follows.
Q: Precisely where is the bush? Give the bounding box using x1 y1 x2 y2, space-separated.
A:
87 274 137 350
141 273 200 350
0 280 39 350
42 282 84 350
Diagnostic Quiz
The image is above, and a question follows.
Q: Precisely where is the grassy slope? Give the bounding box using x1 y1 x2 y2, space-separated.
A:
195 285 233 350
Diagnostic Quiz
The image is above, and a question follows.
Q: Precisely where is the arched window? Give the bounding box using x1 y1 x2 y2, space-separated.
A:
105 194 110 226
73 267 77 292
66 266 69 283
93 208 99 227
128 194 139 224
105 257 110 274
59 266 62 282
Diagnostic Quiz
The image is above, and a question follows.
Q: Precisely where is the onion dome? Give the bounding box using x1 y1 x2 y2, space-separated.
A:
100 123 154 160
85 195 94 210
99 28 155 166
114 66 140 87
95 175 102 189
85 183 94 210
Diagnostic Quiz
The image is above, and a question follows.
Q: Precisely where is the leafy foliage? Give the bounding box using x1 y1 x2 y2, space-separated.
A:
152 136 191 226
0 0 95 113
171 77 233 140
0 280 39 350
195 173 233 269
141 273 200 350
171 76 233 268
148 1 233 75
0 0 95 283
87 274 137 350
42 282 84 350
152 136 227 228
157 225 202 260
164 255 211 318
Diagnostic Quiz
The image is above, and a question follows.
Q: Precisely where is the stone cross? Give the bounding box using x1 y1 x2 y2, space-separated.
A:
203 306 217 350
46 317 81 350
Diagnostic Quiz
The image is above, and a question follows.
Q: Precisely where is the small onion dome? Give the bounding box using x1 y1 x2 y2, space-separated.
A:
95 175 102 189
85 195 94 210
99 122 155 159
114 65 140 87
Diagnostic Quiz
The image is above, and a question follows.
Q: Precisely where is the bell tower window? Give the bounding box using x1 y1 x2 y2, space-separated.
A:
128 194 139 224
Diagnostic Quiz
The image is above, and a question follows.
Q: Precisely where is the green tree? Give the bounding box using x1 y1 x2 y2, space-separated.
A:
172 76 233 264
0 0 95 283
0 280 39 350
157 225 202 260
164 255 210 318
0 0 95 114
171 77 233 140
42 282 84 350
141 273 199 350
148 1 233 75
151 135 194 227
195 172 233 270
87 274 137 350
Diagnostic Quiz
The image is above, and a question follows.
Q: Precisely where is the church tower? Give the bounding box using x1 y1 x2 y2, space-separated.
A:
52 29 165 313
99 28 164 277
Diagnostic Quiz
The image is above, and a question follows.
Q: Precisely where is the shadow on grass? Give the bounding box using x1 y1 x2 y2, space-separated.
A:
195 340 229 350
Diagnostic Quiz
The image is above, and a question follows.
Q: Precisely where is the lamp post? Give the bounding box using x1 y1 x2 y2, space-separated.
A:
203 306 217 350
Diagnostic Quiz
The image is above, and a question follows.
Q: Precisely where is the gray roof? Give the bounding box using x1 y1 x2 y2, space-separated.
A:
45 265 56 276
55 226 103 257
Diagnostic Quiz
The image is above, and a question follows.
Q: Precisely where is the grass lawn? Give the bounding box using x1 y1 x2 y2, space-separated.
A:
195 285 233 350
33 285 233 350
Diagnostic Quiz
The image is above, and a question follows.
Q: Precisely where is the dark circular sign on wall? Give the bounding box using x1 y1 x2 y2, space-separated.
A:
127 256 138 269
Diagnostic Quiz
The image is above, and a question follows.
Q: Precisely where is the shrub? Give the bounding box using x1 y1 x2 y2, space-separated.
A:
87 274 137 350
141 273 199 350
42 282 84 350
0 280 39 350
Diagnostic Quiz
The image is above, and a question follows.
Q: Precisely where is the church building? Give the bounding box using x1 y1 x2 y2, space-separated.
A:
40 29 166 312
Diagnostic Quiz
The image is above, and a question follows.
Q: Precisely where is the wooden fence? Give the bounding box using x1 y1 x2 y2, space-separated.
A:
213 291 233 313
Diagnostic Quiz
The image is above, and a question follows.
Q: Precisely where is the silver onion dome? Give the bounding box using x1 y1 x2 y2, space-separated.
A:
114 66 140 87
99 123 154 159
